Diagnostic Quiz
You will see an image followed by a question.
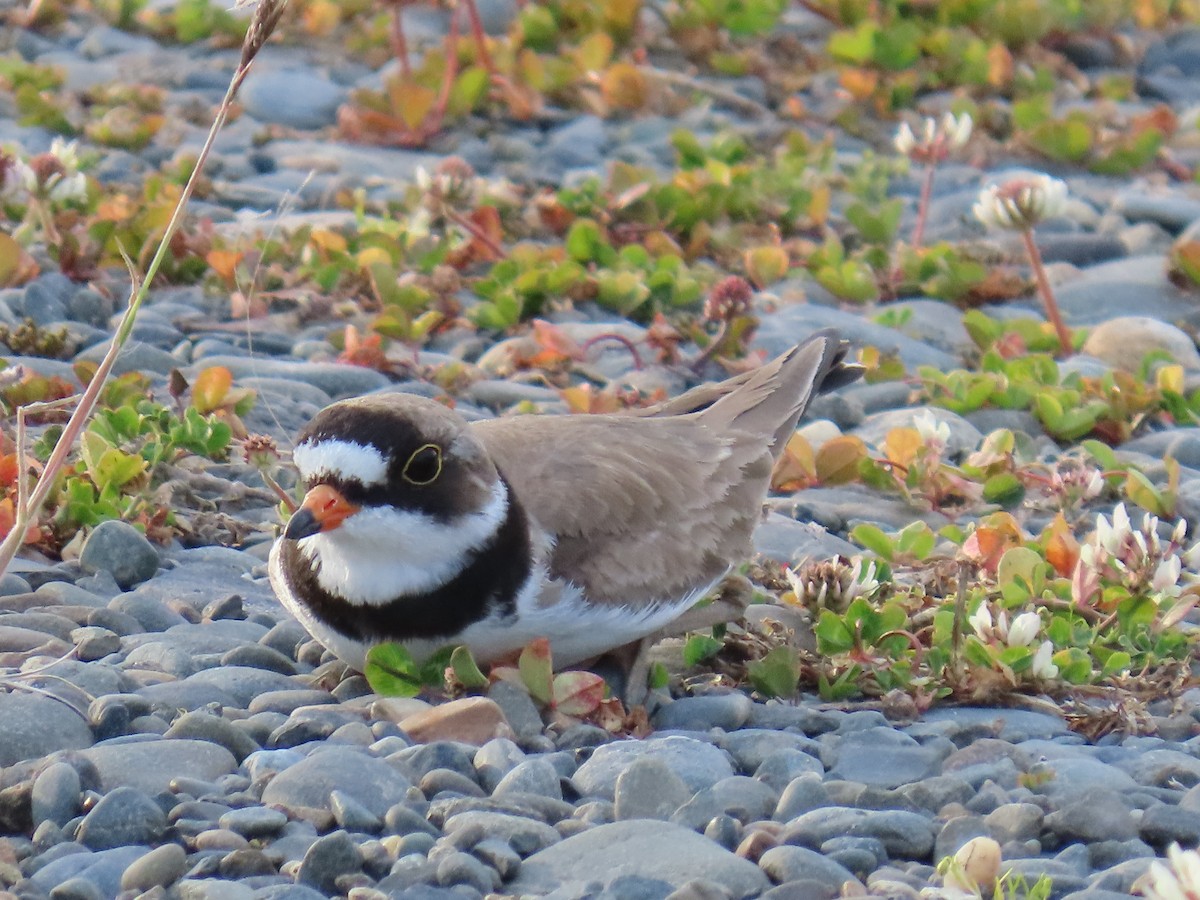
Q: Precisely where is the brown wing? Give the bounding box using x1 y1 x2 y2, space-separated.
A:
471 334 851 608
473 413 759 607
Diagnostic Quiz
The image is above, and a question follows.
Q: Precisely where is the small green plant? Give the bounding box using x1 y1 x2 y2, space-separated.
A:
0 319 71 359
365 637 611 720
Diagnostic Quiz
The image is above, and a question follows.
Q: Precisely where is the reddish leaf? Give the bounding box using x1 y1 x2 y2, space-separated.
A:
1042 512 1080 578
552 670 606 716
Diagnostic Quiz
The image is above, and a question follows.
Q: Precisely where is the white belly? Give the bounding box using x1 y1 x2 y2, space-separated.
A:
269 539 717 671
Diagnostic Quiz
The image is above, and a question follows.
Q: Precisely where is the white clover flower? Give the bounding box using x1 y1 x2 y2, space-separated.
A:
1141 844 1200 900
893 113 972 162
968 602 993 641
48 137 80 173
1153 556 1183 598
48 171 87 203
785 556 881 613
1006 612 1041 648
0 158 35 202
913 409 951 453
974 174 1068 231
1030 641 1059 679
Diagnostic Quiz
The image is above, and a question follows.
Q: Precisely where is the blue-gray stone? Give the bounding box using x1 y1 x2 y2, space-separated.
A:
76 786 166 850
79 521 159 589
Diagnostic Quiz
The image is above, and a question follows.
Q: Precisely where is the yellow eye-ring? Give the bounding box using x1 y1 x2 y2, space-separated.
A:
402 443 442 485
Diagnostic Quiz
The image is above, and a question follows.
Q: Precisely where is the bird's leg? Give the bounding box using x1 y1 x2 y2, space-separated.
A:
602 574 756 707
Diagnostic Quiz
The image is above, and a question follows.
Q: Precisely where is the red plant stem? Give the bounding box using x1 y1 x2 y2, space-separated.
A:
911 162 936 251
390 5 413 79
461 0 498 80
580 333 645 370
443 207 503 258
424 11 461 136
1020 228 1073 357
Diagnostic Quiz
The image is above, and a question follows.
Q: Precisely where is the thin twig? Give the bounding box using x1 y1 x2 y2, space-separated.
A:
641 66 772 118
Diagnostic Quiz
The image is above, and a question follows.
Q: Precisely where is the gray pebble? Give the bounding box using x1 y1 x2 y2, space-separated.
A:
76 786 166 850
615 756 692 822
297 830 361 893
32 763 82 829
120 842 188 892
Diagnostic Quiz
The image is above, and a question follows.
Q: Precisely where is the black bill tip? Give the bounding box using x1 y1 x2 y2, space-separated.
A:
284 508 322 541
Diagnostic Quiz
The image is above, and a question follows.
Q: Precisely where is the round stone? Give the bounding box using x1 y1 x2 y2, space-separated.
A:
79 520 159 589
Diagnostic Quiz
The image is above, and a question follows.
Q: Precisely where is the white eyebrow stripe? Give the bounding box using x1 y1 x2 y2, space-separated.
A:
292 440 389 487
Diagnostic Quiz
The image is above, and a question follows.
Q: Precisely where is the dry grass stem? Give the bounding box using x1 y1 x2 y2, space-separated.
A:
0 0 287 578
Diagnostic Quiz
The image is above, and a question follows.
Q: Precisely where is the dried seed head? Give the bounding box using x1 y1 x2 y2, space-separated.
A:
240 0 289 72
704 275 754 323
243 434 280 467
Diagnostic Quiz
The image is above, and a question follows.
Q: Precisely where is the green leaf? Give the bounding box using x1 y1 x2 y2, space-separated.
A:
814 610 855 654
682 633 723 666
518 637 554 706
364 643 424 697
648 661 670 690
1125 469 1166 517
1100 650 1132 677
996 546 1045 594
850 523 893 561
450 645 489 689
1082 439 1119 472
747 646 801 698
1054 647 1092 684
983 472 1025 507
896 522 935 560
828 21 878 64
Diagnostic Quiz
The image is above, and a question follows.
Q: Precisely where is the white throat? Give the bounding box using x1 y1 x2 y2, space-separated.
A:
297 480 510 605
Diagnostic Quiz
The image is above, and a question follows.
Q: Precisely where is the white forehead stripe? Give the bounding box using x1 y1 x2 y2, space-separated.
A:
292 440 388 487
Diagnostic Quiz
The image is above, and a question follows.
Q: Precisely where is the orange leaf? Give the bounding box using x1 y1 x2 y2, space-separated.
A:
388 81 438 131
1042 512 1080 578
206 249 243 286
839 67 878 100
0 454 18 489
815 436 868 485
962 512 1023 575
987 42 1013 87
884 427 922 469
771 433 816 492
192 366 233 414
600 62 648 111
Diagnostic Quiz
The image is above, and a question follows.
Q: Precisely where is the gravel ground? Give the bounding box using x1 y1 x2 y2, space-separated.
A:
4 2 1200 898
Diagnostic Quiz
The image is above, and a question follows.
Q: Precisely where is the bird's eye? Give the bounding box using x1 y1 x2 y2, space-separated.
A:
402 444 442 485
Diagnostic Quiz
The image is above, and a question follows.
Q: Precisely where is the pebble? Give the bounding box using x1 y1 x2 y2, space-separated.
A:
75 786 167 850
1081 316 1200 371
507 820 770 897
260 747 413 821
79 521 159 589
0 694 94 766
573 737 735 800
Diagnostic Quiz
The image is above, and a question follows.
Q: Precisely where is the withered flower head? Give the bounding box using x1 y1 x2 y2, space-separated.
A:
704 275 754 323
243 434 280 468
